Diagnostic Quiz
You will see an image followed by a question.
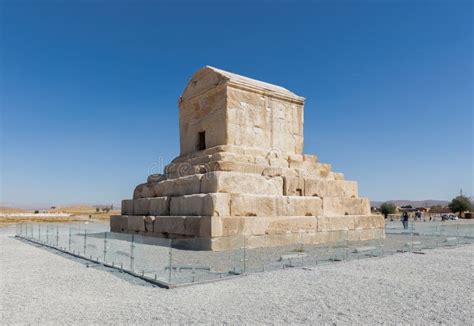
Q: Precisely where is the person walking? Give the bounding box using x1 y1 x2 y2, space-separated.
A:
402 212 409 230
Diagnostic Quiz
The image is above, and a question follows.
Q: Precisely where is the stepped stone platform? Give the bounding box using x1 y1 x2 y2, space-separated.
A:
111 66 384 250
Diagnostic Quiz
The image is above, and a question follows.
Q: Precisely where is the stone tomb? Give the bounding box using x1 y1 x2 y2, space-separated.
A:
111 66 384 250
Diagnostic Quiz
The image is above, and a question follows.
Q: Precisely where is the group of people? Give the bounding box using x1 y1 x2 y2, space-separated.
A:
401 211 426 229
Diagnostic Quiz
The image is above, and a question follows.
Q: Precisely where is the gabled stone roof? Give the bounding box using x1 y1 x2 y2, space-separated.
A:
180 66 304 103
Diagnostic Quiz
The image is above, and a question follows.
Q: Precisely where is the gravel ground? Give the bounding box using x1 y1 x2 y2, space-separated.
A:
1 226 473 325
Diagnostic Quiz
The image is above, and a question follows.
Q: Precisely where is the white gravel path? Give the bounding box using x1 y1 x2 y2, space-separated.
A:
1 227 473 325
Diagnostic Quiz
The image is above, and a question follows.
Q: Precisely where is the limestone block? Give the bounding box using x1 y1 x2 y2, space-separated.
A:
230 195 322 217
155 174 202 197
133 198 151 215
261 167 297 178
121 199 134 215
288 158 317 172
210 152 254 164
183 216 202 236
254 156 268 165
324 172 336 181
198 216 220 237
154 216 186 235
286 196 323 216
209 161 265 175
169 193 230 216
133 183 155 199
267 216 318 234
288 154 304 164
242 146 271 159
128 215 146 232
354 215 385 229
315 163 331 178
179 84 227 156
144 216 155 232
283 176 305 196
201 171 283 195
244 233 303 249
303 154 317 163
110 215 128 233
322 197 371 216
269 158 288 168
294 134 304 154
152 216 213 237
317 216 355 232
218 216 317 237
262 167 283 177
149 197 170 215
187 155 212 166
333 173 344 181
147 174 166 183
305 180 358 198
218 217 268 236
230 195 274 216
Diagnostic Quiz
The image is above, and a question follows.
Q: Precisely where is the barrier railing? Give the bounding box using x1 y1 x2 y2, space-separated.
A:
14 220 474 287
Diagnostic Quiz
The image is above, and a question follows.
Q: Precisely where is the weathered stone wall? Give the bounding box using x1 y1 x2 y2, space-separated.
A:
226 86 304 155
179 84 227 155
113 66 384 250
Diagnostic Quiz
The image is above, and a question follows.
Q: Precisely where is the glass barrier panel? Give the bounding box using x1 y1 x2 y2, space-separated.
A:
69 227 85 256
169 235 244 284
105 232 135 271
84 231 104 262
243 233 310 273
56 225 70 251
132 235 171 283
346 228 384 260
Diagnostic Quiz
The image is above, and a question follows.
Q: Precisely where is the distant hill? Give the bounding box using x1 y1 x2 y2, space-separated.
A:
371 200 450 208
48 205 98 214
49 205 119 214
0 206 30 214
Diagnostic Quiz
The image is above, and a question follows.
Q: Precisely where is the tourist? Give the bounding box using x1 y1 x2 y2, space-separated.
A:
402 212 409 229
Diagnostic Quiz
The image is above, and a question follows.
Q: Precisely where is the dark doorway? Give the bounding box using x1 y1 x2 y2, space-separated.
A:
197 131 206 151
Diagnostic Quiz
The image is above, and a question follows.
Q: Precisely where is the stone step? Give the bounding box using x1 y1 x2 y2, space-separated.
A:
110 214 384 239
123 194 370 218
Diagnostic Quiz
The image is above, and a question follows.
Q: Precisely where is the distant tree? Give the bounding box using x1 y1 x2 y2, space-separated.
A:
380 202 397 219
448 196 473 217
96 207 100 213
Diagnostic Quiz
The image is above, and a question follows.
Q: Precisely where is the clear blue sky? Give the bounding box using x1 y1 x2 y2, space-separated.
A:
1 1 472 208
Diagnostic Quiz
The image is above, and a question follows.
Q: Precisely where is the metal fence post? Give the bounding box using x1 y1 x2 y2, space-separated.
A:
381 228 385 257
344 230 348 260
68 228 72 251
456 224 459 245
103 232 108 263
130 234 135 272
168 240 173 283
83 229 87 256
46 225 49 244
243 236 247 274
56 226 59 247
